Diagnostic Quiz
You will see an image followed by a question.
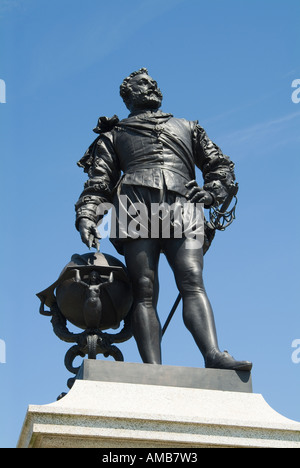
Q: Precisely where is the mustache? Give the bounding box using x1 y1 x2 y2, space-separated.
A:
131 88 163 100
146 88 163 98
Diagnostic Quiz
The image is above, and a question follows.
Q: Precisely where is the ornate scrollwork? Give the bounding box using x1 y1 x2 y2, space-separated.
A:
41 298 132 391
37 252 133 397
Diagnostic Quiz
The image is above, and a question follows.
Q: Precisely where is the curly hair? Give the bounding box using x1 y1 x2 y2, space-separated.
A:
119 68 149 102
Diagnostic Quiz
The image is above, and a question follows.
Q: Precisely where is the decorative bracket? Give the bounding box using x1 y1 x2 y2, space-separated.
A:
40 299 132 393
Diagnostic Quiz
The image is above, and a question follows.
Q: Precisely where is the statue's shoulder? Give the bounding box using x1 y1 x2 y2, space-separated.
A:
93 115 120 134
166 116 198 133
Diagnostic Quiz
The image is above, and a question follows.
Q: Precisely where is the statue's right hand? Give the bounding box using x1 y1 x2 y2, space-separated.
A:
78 218 101 250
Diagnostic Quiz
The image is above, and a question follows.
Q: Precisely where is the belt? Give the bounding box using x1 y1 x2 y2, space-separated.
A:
125 165 192 181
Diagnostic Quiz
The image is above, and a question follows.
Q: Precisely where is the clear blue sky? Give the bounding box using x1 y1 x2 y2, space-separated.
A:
1 0 299 448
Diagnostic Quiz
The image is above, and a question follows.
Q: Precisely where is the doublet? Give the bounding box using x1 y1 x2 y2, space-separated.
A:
75 110 236 232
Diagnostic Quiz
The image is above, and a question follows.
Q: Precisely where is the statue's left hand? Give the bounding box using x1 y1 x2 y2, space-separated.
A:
185 180 214 206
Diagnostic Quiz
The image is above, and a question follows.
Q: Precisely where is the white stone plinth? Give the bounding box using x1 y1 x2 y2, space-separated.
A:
18 379 300 448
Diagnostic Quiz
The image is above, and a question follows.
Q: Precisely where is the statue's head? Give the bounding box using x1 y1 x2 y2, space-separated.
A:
120 68 163 113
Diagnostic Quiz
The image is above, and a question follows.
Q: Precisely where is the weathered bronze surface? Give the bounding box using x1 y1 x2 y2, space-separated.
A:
73 68 252 372
37 252 133 390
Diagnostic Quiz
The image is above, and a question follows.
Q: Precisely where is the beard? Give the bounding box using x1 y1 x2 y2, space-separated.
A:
129 88 163 110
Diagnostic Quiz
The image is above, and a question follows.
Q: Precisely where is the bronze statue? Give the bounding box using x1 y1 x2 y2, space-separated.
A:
75 68 252 371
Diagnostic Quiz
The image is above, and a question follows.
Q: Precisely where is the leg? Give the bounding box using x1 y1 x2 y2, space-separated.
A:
164 238 252 370
164 238 219 359
123 238 161 364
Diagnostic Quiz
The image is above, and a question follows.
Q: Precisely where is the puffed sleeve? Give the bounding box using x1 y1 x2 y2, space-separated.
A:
193 123 236 206
75 131 121 229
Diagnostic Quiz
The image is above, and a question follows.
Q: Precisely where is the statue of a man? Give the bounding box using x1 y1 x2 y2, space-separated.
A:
75 68 252 371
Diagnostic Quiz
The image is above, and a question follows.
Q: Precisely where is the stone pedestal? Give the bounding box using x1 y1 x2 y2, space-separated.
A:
18 360 300 448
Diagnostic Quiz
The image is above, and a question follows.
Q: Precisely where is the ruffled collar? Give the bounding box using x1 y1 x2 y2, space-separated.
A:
92 110 173 134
